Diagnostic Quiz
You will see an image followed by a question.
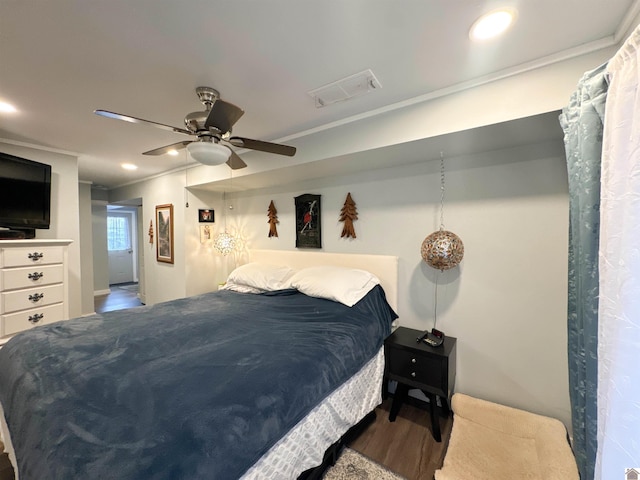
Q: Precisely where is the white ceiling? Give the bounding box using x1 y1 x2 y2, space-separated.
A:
0 0 638 189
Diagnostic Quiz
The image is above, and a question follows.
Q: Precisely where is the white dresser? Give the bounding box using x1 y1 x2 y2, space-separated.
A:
0 239 72 339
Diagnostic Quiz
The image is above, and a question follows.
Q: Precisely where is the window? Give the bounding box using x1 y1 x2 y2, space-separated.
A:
107 215 131 251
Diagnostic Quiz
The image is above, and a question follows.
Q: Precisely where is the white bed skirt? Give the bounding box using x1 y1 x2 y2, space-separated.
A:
242 347 385 479
1 347 385 480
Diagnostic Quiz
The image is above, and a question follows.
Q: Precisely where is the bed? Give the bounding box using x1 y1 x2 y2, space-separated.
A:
0 250 398 480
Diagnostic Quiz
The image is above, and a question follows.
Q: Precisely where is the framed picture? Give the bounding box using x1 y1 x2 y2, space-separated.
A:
295 194 321 249
198 209 215 223
155 204 174 264
200 224 213 243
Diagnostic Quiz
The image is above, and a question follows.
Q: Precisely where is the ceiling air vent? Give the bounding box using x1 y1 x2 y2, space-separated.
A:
308 69 382 108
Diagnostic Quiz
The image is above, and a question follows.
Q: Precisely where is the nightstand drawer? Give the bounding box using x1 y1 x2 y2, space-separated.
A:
387 347 442 387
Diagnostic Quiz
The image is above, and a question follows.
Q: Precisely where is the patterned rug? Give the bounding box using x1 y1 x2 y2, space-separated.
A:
323 448 406 480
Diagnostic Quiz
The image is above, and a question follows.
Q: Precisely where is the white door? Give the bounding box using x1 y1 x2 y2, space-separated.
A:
108 212 134 284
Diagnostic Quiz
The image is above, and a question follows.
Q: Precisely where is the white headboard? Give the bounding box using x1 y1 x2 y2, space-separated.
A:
249 249 398 312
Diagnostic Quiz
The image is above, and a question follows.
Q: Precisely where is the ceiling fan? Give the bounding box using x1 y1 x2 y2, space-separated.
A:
94 86 296 170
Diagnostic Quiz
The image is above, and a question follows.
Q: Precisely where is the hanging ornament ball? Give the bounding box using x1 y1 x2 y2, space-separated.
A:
421 230 464 271
213 232 236 256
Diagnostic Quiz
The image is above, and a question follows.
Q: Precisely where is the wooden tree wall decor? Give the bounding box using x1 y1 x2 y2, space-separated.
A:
339 192 358 238
267 200 279 237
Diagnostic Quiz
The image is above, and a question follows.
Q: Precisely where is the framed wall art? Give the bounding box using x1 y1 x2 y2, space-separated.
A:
200 224 213 243
295 193 321 248
198 209 214 223
155 204 174 264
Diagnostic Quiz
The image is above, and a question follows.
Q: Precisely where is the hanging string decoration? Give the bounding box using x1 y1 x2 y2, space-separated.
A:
214 190 236 255
267 200 279 237
339 192 358 238
148 220 154 244
421 154 464 271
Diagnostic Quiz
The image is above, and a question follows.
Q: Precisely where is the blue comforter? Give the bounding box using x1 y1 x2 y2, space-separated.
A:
0 286 396 479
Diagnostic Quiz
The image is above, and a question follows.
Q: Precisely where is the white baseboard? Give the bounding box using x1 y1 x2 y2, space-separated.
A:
94 289 111 296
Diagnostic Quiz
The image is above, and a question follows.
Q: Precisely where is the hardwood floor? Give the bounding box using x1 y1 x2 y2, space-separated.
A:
94 283 143 313
348 398 452 480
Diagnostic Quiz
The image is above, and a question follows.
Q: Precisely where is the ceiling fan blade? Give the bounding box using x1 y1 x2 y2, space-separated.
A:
143 141 192 156
204 100 244 134
228 137 296 157
94 109 192 135
226 149 247 170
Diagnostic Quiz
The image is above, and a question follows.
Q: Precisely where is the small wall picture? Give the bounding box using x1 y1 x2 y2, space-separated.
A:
295 193 321 249
155 204 174 264
200 224 213 243
198 209 215 223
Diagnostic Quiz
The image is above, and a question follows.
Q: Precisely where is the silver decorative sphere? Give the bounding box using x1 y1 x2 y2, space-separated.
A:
421 230 464 271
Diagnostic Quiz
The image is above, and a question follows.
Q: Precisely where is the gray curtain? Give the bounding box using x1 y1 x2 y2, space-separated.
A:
559 63 608 480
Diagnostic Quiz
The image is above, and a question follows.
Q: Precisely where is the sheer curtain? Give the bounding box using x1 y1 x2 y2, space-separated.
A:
560 63 608 480
596 26 640 478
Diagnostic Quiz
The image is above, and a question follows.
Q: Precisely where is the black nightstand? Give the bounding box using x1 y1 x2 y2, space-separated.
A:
384 326 457 442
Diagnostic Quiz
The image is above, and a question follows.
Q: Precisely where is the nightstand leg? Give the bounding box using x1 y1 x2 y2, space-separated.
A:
427 392 442 442
388 383 409 422
440 396 451 417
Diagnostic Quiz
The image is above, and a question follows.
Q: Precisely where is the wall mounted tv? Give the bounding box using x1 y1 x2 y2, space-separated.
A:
0 152 52 239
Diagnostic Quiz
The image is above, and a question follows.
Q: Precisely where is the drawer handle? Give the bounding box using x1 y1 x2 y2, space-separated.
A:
411 372 416 378
28 252 44 261
28 293 44 302
28 272 44 281
28 313 44 324
411 358 417 364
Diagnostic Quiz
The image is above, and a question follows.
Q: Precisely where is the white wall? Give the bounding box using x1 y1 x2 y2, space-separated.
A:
78 182 95 314
109 170 225 305
91 188 110 295
0 140 83 318
227 140 572 429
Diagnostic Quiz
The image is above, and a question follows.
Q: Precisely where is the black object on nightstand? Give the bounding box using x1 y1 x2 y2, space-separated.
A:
384 326 457 442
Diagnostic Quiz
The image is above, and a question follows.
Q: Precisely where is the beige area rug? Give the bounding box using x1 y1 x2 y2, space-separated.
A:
323 448 406 480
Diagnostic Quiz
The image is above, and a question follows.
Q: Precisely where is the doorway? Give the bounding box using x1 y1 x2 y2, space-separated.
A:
107 206 137 285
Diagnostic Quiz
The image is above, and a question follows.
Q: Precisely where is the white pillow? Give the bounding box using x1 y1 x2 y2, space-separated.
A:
225 262 296 292
219 281 264 294
289 266 380 307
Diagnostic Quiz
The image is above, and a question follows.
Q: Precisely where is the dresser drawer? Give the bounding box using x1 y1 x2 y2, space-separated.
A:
386 347 443 388
1 246 64 268
1 283 64 314
0 264 64 291
2 303 65 336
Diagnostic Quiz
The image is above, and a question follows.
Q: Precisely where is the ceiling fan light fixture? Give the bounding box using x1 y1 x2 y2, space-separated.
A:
187 142 230 166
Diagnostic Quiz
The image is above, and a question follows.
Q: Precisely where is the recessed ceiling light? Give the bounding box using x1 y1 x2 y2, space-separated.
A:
0 101 17 113
167 149 179 156
121 163 138 171
469 8 517 41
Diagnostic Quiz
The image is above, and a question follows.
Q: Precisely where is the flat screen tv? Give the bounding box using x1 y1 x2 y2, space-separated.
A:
0 152 52 239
